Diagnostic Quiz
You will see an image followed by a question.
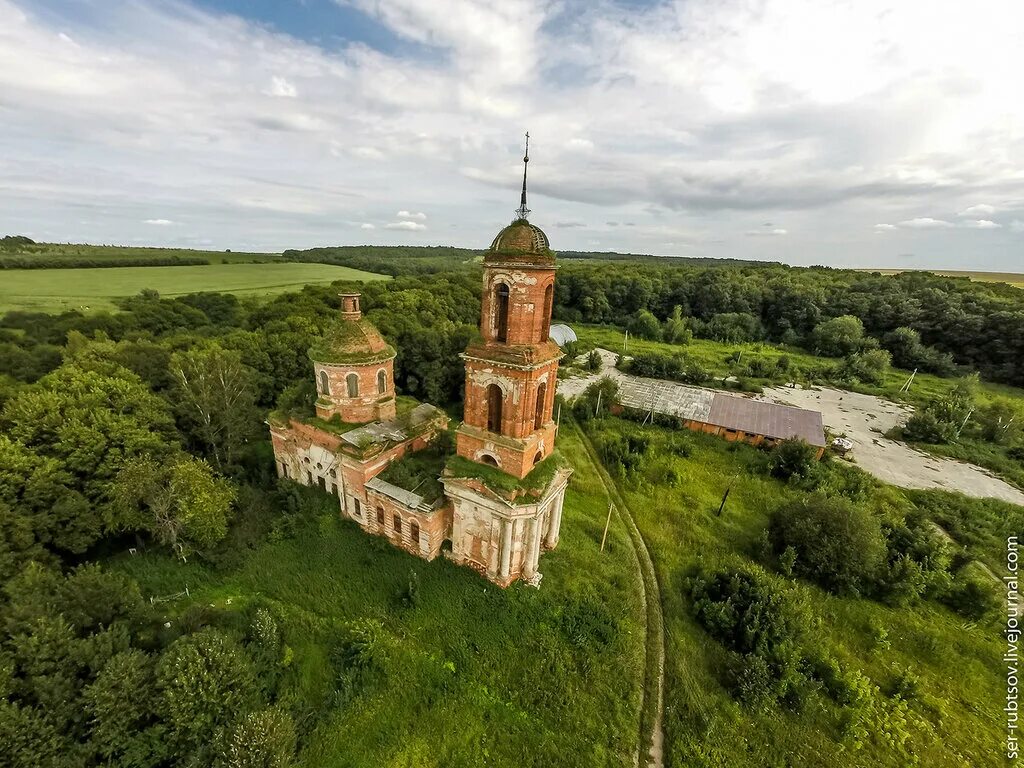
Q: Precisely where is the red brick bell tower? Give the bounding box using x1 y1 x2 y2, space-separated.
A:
455 135 562 479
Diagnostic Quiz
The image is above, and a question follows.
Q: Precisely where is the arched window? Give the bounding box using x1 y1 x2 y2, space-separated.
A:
534 451 543 465
319 370 330 395
346 372 359 397
541 283 553 341
486 383 503 434
494 283 510 342
534 382 546 430
377 369 387 394
376 506 385 526
410 521 420 543
393 514 402 537
480 453 499 466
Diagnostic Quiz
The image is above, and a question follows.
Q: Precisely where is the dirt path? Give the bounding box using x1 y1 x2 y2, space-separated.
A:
574 425 665 768
758 386 1024 506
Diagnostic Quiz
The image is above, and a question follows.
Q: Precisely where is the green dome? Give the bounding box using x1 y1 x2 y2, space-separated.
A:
486 219 555 266
308 316 396 366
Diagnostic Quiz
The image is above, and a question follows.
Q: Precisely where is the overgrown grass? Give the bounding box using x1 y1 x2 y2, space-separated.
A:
109 427 646 766
581 415 1005 767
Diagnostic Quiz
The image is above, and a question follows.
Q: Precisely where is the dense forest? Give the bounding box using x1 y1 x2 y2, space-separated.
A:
280 244 1024 386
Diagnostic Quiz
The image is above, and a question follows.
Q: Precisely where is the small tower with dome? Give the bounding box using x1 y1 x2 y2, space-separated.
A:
309 293 397 424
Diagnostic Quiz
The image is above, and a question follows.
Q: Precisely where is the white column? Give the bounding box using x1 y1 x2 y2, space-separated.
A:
524 516 541 577
545 492 564 549
499 517 513 579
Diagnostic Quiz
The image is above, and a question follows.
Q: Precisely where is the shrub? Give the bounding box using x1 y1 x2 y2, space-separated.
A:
902 409 956 444
767 496 885 595
810 315 872 357
767 438 818 481
627 309 662 341
942 575 1000 620
586 349 602 372
688 568 808 709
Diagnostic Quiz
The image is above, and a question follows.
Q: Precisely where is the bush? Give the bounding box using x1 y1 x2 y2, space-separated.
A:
810 315 873 357
768 496 885 595
767 438 818 481
627 309 662 341
902 409 956 444
688 568 808 709
942 575 1000 620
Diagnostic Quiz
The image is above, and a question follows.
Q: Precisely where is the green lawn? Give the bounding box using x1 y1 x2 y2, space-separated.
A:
0 263 390 313
582 417 1004 767
109 427 647 767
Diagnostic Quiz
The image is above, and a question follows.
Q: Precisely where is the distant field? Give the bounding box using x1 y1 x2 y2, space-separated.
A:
1 242 279 264
863 268 1024 287
0 263 389 313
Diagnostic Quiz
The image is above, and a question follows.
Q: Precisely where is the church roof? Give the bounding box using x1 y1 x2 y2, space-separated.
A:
487 219 555 266
308 315 396 366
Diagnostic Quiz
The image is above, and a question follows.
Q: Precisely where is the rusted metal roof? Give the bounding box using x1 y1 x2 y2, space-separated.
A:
707 394 826 447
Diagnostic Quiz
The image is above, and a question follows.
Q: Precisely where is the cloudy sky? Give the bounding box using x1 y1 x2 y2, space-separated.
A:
2 0 1022 269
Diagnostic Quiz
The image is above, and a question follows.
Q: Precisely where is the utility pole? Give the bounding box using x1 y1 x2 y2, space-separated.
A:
594 388 602 418
623 330 629 353
717 476 736 516
900 368 917 393
600 501 614 552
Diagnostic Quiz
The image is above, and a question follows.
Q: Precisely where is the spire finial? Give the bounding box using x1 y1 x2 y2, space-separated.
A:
515 131 530 220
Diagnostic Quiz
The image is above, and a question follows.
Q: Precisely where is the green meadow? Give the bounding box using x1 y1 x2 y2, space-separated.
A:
110 427 648 767
0 263 389 313
578 416 1005 767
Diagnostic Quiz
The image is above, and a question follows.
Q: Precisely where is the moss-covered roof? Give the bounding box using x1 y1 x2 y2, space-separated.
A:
443 452 568 504
308 316 396 365
487 219 555 266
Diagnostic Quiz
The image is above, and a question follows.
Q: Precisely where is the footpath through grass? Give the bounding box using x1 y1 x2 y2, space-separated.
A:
109 427 647 767
0 262 389 313
582 415 1005 767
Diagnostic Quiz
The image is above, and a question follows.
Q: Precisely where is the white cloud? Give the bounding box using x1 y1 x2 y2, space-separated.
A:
1 0 1024 268
396 210 427 221
385 220 426 231
745 227 787 236
143 218 174 225
962 219 1001 229
898 218 953 229
265 76 297 98
360 223 375 230
958 203 996 217
874 223 897 231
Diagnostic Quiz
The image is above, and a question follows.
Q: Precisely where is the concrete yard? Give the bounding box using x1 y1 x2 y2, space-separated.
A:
557 348 1024 506
758 386 1024 506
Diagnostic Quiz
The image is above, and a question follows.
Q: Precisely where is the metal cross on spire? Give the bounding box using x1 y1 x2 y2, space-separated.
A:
514 131 530 220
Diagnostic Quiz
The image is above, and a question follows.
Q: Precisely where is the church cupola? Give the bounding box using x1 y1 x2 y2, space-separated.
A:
308 293 397 424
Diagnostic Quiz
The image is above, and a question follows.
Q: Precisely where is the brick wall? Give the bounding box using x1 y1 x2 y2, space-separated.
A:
314 359 396 423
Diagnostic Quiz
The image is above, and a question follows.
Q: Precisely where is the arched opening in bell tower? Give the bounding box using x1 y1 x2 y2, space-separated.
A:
494 283 510 342
486 383 503 433
534 382 546 430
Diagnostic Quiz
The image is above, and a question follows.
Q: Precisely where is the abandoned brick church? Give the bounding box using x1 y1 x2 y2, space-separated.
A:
269 144 572 587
